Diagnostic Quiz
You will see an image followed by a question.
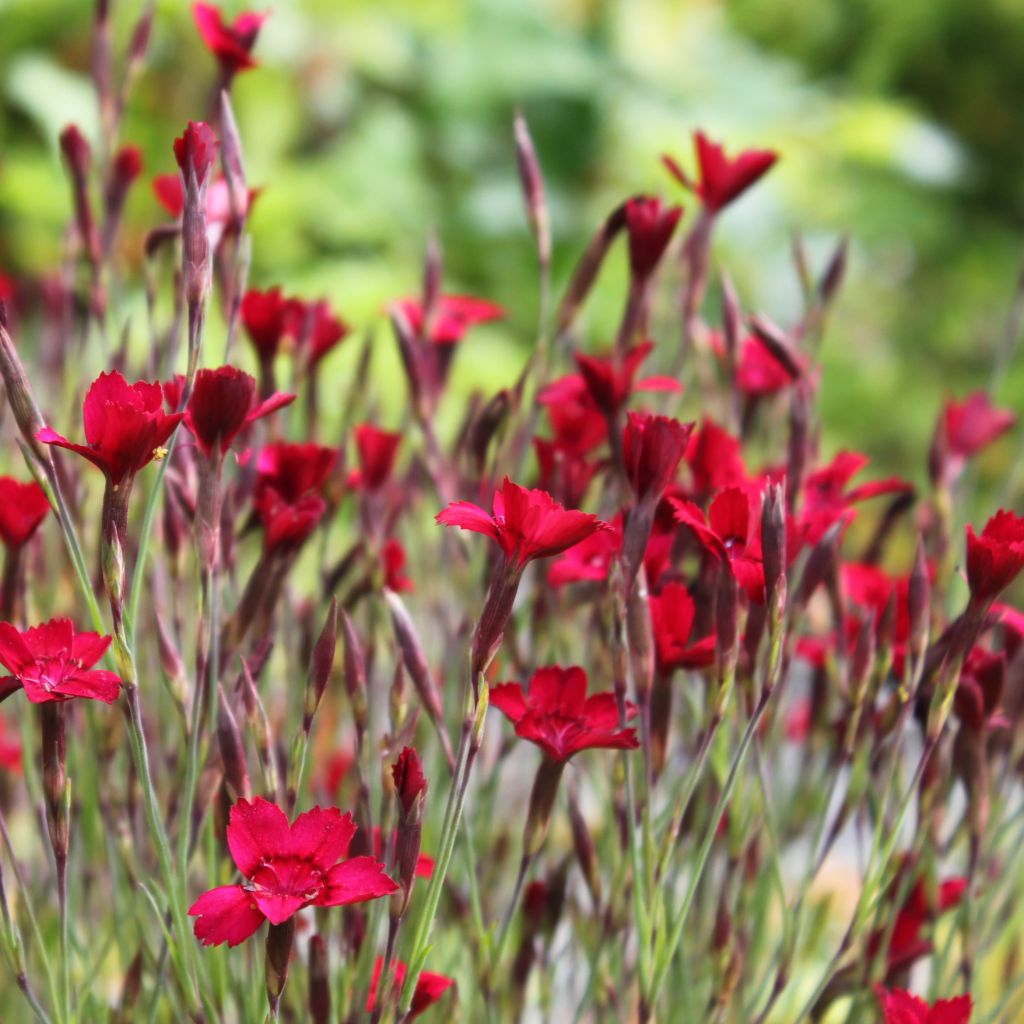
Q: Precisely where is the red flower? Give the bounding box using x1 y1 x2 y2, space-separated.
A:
623 412 694 503
966 510 1024 605
0 477 50 548
800 451 913 545
189 797 397 947
944 391 1015 461
547 519 621 588
241 287 290 362
490 666 638 763
173 121 219 187
382 538 414 593
625 196 682 280
650 583 716 671
353 424 401 491
710 332 801 396
37 371 183 487
533 438 599 510
436 477 607 572
392 746 427 815
875 987 972 1024
0 715 21 773
153 175 256 241
573 340 682 419
671 487 765 600
254 443 338 554
167 367 293 456
663 130 778 212
397 294 504 345
537 382 607 456
192 3 267 77
286 298 349 365
0 619 121 705
686 418 748 495
366 958 455 1018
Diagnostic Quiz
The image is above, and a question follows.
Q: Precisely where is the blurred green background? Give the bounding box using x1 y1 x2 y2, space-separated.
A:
0 0 1022 494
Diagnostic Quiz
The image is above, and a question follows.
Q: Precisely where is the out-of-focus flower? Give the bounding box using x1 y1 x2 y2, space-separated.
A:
936 391 1015 484
352 424 401 491
174 121 219 187
166 367 293 457
437 477 607 572
254 442 337 553
382 538 414 593
0 619 121 705
490 666 638 763
189 797 397 947
966 510 1024 606
0 477 50 549
650 582 716 671
286 298 349 366
663 130 777 212
192 3 267 78
548 518 622 588
241 287 290 363
397 294 504 345
686 418 748 495
623 412 694 503
0 715 21 773
366 957 455 1019
569 340 681 419
875 986 972 1023
671 487 765 600
624 196 682 280
38 370 183 488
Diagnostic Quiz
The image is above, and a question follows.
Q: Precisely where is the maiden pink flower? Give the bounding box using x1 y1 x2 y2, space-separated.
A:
285 297 349 366
943 391 1015 462
875 987 972 1024
966 509 1024 605
663 130 778 212
573 340 682 419
352 424 401 491
189 797 397 947
397 293 504 345
241 286 290 362
490 666 638 763
649 582 716 671
367 958 455 1018
166 367 293 457
254 442 338 553
0 619 121 705
623 412 694 503
0 477 50 549
436 477 607 572
624 196 682 280
686 418 748 495
37 370 183 488
192 3 267 78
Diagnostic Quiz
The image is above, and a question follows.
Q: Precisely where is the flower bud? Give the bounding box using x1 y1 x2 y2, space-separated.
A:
514 110 550 272
308 934 330 1024
217 686 250 801
59 125 100 266
264 918 295 1017
303 597 338 732
522 757 566 858
341 610 368 735
391 746 427 917
383 589 445 726
0 314 50 463
908 536 931 672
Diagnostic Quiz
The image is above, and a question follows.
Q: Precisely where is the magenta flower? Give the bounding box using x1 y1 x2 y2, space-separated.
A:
490 666 638 763
192 3 267 78
189 797 397 947
0 619 121 705
663 130 778 212
0 477 50 549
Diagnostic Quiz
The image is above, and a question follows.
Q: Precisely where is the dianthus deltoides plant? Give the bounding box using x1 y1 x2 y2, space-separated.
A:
0 8 1022 1024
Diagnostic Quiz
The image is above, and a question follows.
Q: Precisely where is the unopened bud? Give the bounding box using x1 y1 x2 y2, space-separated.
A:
217 686 250 801
522 757 565 858
303 597 338 731
514 110 551 272
341 610 368 733
383 589 444 724
308 934 330 1024
264 919 295 1017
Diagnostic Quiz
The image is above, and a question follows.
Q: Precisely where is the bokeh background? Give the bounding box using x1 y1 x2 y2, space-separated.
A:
1 0 1022 493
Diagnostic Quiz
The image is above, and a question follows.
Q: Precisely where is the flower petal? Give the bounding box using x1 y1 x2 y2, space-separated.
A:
318 857 398 907
227 797 290 875
189 885 265 947
287 806 356 868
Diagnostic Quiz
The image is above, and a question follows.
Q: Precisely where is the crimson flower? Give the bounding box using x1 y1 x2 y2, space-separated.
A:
710 332 801 396
547 520 622 588
0 716 21 773
954 647 1006 734
437 477 607 572
800 451 913 545
382 538 414 593
0 477 50 549
0 619 121 705
397 294 504 345
966 510 1024 605
625 196 682 280
663 130 778 212
490 666 638 763
533 438 599 510
367 958 455 1018
189 797 397 947
623 412 694 503
166 367 293 457
353 424 401 491
671 487 765 600
943 391 1015 462
650 582 716 671
573 340 682 418
241 286 290 362
174 121 219 187
192 3 267 78
686 418 748 495
254 442 338 553
875 987 972 1024
537 384 607 456
153 175 256 244
38 371 183 488
286 298 349 365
